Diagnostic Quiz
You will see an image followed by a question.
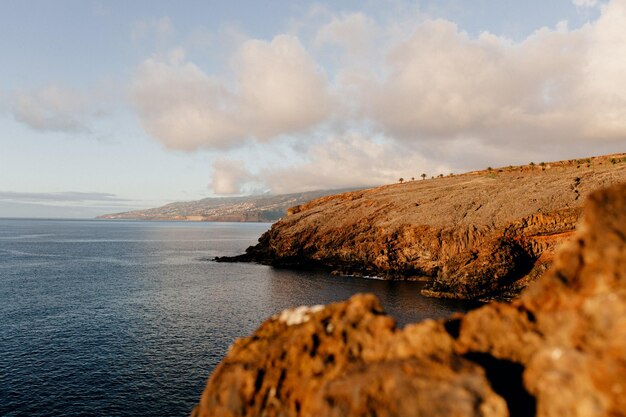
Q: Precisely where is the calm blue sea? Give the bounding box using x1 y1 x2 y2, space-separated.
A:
0 219 477 416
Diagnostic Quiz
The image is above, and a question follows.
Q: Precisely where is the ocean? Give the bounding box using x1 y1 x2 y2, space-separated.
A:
0 219 477 416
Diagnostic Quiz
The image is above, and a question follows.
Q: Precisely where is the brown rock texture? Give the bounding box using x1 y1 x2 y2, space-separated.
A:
193 182 626 417
219 154 626 299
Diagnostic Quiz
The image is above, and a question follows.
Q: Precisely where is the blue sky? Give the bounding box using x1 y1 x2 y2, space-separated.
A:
1 0 624 217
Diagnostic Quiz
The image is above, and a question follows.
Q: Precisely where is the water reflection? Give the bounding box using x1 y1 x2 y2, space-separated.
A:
0 219 479 417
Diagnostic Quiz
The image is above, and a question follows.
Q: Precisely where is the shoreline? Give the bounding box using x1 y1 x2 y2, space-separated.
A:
214 254 517 301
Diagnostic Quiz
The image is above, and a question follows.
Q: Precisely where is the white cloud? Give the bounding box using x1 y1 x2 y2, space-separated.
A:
364 2 626 146
314 12 380 57
259 134 450 194
132 35 331 151
131 16 173 41
573 0 601 8
133 51 245 150
12 85 90 133
580 0 626 138
132 1 626 195
366 20 579 141
209 159 254 195
236 35 331 140
0 191 129 203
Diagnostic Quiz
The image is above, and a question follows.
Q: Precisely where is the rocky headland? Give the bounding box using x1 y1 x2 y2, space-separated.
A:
218 154 626 299
193 182 626 417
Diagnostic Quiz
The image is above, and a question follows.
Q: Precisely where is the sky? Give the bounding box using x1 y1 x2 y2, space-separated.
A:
1 0 625 218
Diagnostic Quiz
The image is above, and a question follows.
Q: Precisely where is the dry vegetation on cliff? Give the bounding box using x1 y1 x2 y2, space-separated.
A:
222 153 626 299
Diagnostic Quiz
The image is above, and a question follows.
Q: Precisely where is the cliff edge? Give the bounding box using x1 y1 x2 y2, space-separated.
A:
219 154 626 299
193 182 626 417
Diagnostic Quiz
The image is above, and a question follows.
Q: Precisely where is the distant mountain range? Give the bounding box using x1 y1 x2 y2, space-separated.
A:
96 188 365 222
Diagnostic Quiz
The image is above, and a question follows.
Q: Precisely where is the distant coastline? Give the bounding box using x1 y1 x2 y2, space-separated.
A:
96 188 367 223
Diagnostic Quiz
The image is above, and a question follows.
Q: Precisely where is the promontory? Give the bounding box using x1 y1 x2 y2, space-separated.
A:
218 154 626 300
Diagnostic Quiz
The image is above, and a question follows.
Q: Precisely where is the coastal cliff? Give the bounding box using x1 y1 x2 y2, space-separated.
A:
219 154 626 299
193 182 626 417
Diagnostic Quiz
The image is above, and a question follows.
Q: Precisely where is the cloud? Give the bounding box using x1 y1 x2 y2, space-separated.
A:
363 2 626 146
0 191 130 204
132 1 626 195
573 0 601 8
131 16 173 41
11 85 90 133
314 12 380 57
235 35 331 140
581 0 626 138
0 191 150 219
149 0 626 155
132 51 245 150
258 134 450 194
209 159 254 195
132 35 330 150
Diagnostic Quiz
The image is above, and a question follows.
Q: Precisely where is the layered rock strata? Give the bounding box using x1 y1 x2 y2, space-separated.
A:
218 154 626 299
193 183 626 417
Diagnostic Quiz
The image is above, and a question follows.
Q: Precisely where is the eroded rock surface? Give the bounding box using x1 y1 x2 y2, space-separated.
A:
219 154 626 299
194 183 626 417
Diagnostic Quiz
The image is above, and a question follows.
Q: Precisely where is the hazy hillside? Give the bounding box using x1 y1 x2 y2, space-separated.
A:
96 188 365 222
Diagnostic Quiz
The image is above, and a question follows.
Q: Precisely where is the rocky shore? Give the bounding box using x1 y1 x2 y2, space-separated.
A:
217 154 626 300
193 182 626 417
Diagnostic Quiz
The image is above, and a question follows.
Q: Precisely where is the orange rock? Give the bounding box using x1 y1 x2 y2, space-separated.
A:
194 183 626 417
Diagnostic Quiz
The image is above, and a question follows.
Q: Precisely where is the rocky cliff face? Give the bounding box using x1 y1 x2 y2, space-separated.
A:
220 154 626 299
193 182 626 417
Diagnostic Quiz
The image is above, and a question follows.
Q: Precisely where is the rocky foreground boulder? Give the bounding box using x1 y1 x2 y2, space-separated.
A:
193 183 626 417
219 154 626 299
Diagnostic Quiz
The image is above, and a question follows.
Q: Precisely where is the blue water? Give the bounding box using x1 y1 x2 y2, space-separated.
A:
0 219 477 416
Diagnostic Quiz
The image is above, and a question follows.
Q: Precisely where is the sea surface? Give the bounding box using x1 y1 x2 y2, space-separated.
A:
0 219 478 416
